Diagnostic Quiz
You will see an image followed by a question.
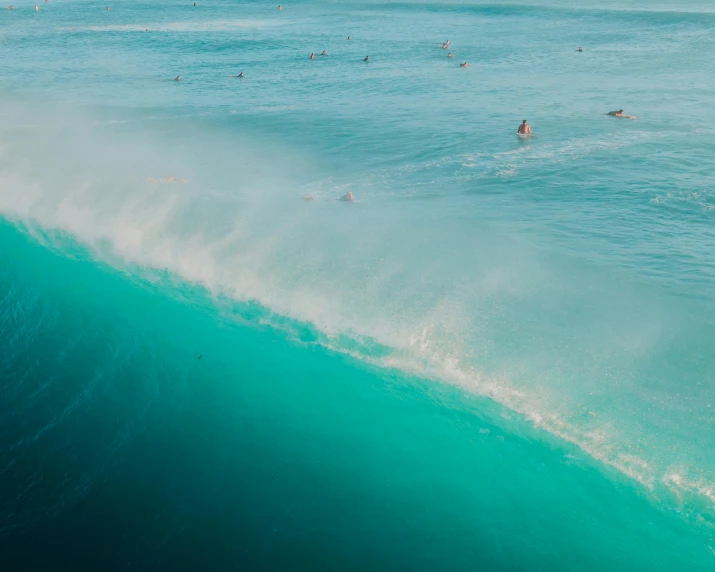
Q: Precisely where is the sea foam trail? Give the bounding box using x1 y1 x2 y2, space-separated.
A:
1 101 714 524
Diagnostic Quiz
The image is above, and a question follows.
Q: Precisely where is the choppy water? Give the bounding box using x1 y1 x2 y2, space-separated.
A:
1 0 715 569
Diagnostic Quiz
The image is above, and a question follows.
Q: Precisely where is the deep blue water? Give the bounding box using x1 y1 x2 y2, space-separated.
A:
1 0 715 569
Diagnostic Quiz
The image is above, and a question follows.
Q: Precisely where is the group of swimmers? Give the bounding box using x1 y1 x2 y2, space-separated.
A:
440 40 469 68
516 108 634 137
306 37 468 67
9 0 56 11
309 42 369 63
17 2 635 165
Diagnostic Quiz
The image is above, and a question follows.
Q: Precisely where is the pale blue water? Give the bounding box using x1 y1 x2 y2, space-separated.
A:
1 0 715 569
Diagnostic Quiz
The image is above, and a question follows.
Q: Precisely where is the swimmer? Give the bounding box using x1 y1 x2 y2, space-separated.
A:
442 43 448 49
577 46 583 52
340 191 354 201
517 120 531 135
277 4 282 10
447 52 454 58
310 52 315 60
303 195 314 201
321 50 327 56
460 62 469 67
35 4 38 10
174 75 181 81
238 72 244 78
607 109 636 119
194 2 197 5
445 40 450 45
106 6 110 10
347 36 351 40
363 56 369 62
6 5 14 9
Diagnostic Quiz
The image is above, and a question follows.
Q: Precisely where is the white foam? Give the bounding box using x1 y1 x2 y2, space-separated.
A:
65 19 284 33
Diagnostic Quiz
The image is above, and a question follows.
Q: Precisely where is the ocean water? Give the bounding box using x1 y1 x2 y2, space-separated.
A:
1 0 715 569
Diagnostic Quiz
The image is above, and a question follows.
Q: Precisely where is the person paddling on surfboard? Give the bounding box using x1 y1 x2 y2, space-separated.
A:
517 120 531 135
607 109 636 119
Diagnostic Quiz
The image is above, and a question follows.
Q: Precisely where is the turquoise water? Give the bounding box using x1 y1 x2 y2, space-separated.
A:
1 0 715 569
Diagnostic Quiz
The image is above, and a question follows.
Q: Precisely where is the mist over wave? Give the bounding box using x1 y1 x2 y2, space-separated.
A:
2 98 714 524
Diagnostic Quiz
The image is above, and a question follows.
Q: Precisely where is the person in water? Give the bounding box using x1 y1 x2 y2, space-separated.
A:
442 43 448 49
277 5 282 10
321 50 327 56
517 120 531 135
577 46 583 52
174 75 181 81
363 56 369 62
447 52 454 58
347 36 351 40
238 72 244 78
310 52 315 60
460 62 469 67
340 191 354 201
607 109 636 119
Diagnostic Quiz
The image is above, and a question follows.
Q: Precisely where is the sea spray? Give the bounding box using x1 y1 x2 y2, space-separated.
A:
2 0 715 567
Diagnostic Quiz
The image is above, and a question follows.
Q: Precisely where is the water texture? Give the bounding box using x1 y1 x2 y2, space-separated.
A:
1 1 714 570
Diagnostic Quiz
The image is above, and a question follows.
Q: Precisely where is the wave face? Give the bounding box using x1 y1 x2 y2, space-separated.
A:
2 220 714 571
2 0 715 569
